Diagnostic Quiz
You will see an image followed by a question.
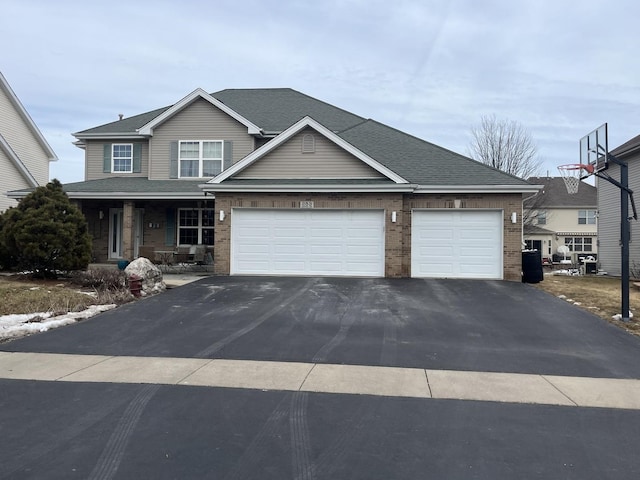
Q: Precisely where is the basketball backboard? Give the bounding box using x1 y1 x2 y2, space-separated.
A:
579 123 608 174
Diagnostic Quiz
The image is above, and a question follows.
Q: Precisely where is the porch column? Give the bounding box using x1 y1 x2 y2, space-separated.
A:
122 200 135 261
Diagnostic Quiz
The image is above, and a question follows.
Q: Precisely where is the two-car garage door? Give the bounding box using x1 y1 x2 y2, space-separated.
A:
411 210 503 279
230 208 503 279
231 209 385 277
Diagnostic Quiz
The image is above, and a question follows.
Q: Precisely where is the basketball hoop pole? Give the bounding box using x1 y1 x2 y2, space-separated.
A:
594 152 636 321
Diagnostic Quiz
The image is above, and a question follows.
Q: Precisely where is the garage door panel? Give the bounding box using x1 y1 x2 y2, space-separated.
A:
232 209 384 277
412 210 502 279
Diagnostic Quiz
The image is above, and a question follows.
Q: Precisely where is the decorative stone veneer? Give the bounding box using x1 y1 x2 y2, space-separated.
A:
214 192 524 281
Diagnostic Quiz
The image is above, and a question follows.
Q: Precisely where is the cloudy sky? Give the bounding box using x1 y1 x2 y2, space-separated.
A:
2 0 638 183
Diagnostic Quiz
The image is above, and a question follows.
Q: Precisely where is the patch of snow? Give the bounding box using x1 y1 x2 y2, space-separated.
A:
612 311 634 321
0 304 116 340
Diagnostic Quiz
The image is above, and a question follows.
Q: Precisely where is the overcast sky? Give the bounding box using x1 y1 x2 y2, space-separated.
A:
2 0 639 183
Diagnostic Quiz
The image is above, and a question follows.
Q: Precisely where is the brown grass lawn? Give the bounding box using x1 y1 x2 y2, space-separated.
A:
0 276 98 316
533 273 640 336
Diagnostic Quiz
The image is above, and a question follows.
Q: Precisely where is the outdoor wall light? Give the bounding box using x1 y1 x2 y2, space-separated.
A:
98 210 104 220
511 212 517 224
391 211 397 223
219 210 225 222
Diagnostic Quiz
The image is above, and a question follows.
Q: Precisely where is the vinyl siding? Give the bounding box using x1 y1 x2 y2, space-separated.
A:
149 98 254 180
597 160 640 275
0 148 29 211
235 128 386 179
85 140 150 180
0 87 50 184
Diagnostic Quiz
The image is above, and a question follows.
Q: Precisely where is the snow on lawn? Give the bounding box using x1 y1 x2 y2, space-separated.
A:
0 304 116 340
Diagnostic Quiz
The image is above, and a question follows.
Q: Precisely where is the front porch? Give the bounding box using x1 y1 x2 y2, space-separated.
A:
76 198 215 266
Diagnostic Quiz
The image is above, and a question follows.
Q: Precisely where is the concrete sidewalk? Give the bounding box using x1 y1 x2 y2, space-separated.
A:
2 351 640 410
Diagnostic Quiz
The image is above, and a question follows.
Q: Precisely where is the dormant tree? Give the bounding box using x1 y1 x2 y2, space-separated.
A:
468 114 542 179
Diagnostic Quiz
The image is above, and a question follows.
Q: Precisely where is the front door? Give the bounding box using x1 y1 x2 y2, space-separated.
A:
109 209 123 259
109 208 143 259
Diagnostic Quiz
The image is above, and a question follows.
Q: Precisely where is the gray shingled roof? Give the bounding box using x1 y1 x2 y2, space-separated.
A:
213 88 365 133
73 88 534 188
525 177 596 207
75 107 171 135
339 120 531 186
62 177 204 193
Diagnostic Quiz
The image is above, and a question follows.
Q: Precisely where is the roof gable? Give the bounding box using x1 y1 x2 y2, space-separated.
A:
234 127 386 180
210 117 408 184
137 88 261 136
0 71 57 162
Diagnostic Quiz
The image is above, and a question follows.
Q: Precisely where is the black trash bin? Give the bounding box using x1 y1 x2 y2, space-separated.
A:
522 250 544 283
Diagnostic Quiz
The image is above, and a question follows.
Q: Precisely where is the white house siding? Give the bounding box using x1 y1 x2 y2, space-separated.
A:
85 140 150 181
0 148 27 211
0 86 50 185
234 127 386 179
597 161 640 276
149 98 254 180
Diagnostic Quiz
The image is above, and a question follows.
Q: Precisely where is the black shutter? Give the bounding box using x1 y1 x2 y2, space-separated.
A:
223 140 233 171
103 144 111 173
170 141 179 178
132 143 142 173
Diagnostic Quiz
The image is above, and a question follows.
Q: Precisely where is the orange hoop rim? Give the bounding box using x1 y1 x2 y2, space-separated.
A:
557 163 594 174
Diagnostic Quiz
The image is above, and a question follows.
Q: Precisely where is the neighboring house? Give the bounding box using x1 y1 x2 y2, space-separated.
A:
9 88 539 280
597 134 640 276
524 177 597 263
0 72 57 211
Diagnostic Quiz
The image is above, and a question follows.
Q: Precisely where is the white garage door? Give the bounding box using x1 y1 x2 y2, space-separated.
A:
411 210 503 279
231 209 385 277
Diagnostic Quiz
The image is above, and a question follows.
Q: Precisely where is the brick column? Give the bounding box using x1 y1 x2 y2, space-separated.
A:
122 201 135 260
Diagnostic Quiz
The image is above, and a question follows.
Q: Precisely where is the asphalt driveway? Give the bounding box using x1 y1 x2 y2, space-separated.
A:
4 276 640 378
3 277 640 479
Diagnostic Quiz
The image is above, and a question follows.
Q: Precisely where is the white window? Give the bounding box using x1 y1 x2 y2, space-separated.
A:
179 141 223 178
565 237 593 252
578 210 596 225
177 208 215 245
112 144 133 173
536 210 547 225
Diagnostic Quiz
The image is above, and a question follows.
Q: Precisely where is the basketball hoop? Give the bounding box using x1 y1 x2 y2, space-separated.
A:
557 164 594 194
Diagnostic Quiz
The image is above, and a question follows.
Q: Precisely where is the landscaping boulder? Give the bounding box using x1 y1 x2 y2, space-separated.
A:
124 257 165 297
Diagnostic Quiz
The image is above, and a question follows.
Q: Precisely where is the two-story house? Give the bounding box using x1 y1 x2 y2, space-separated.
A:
10 88 539 280
524 177 597 263
0 72 57 211
597 133 640 276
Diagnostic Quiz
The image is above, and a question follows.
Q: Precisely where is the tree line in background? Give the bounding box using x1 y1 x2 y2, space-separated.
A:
0 179 91 278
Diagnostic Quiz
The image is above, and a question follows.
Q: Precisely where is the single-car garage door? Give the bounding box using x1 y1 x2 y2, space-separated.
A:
231 209 385 277
411 210 503 279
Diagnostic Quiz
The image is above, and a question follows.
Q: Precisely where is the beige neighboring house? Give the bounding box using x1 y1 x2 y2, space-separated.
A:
524 177 597 264
9 87 539 279
0 72 57 211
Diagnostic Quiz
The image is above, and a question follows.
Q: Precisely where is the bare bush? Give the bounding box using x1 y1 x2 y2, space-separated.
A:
71 268 128 292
